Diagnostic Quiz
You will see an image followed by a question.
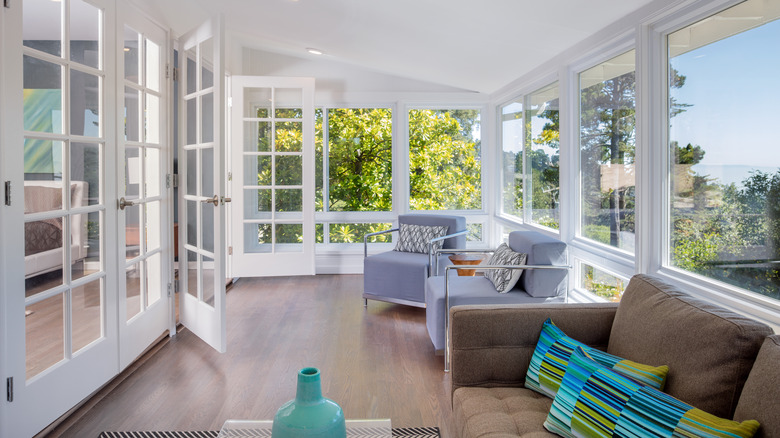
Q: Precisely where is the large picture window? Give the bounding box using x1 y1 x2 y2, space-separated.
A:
668 0 780 300
501 99 523 219
408 108 482 211
579 51 636 252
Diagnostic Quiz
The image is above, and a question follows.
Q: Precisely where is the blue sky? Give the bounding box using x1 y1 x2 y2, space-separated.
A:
670 18 780 185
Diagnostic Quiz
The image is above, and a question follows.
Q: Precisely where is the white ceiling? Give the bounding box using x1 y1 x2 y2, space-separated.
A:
131 0 658 94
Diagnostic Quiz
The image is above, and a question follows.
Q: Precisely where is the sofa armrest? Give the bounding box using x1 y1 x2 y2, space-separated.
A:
449 303 619 395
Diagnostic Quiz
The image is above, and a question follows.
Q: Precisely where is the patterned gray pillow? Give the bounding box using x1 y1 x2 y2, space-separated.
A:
394 224 448 254
485 243 527 293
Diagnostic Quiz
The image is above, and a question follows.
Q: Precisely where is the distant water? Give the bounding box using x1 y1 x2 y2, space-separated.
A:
691 164 780 187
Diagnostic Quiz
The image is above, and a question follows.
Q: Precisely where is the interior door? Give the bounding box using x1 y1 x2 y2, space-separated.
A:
229 76 315 277
117 5 171 369
1 0 119 436
178 16 228 352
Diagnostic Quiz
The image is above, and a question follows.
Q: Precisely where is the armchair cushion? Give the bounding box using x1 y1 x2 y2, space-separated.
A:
508 231 567 298
397 214 466 249
394 223 448 254
484 243 527 293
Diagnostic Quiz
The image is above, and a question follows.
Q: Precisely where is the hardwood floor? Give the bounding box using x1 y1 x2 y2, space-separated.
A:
48 274 455 438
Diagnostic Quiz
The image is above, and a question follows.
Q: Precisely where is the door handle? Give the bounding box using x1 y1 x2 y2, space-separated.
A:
118 197 137 210
221 196 232 205
201 195 219 207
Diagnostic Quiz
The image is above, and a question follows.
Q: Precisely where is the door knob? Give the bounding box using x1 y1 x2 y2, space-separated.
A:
221 196 232 205
118 197 137 210
201 195 219 206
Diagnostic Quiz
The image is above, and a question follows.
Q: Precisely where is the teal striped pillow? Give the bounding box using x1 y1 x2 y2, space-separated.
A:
545 347 760 438
525 318 668 398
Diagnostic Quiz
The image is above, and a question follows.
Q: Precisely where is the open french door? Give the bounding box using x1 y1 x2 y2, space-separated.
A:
229 76 315 277
178 16 228 352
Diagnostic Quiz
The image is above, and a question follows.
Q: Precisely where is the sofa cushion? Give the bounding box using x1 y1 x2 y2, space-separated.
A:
734 335 780 438
607 274 774 419
507 231 567 298
394 223 448 254
453 387 557 438
425 274 563 351
545 347 760 438
526 318 668 398
485 243 527 293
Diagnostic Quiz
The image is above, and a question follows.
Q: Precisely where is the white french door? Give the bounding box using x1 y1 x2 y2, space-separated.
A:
117 4 171 369
1 0 119 436
229 76 315 277
178 16 228 352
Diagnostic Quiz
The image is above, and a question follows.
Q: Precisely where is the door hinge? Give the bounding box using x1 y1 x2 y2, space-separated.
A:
4 0 10 9
172 174 179 188
166 173 171 189
7 377 13 402
4 181 10 206
173 67 180 82
228 246 233 255
174 279 179 293
167 282 172 297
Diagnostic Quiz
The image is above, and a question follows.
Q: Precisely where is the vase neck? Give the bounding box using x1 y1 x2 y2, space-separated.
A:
295 368 323 404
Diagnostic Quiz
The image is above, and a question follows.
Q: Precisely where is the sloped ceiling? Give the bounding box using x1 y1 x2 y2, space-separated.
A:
131 0 657 94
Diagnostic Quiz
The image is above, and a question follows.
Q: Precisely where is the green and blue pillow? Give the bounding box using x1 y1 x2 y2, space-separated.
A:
525 318 668 398
544 347 760 438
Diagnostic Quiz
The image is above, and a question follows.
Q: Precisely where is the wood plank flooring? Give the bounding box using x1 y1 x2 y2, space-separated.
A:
48 274 455 438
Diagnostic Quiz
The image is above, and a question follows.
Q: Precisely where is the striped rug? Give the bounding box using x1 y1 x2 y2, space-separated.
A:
98 427 440 438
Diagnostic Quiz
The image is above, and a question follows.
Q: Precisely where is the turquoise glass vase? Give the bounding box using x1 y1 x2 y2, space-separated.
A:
272 367 347 438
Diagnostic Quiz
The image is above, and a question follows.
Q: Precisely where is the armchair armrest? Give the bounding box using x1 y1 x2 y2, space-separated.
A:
363 228 399 258
428 229 468 275
449 303 619 395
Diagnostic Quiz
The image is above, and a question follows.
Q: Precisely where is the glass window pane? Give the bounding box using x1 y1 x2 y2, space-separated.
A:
124 87 140 142
244 223 272 253
145 94 160 144
276 189 301 212
580 50 636 252
245 155 271 186
501 100 523 218
202 93 214 143
526 83 560 229
202 255 215 307
276 155 302 186
244 88 271 118
70 0 100 69
580 263 627 302
126 262 142 321
186 250 197 298
24 218 64 292
467 223 483 242
326 108 392 212
315 109 324 212
26 293 65 379
23 0 62 57
24 140 64 187
201 202 214 253
145 147 161 198
71 142 100 207
145 38 160 92
186 149 197 196
70 70 100 137
123 27 140 83
328 223 393 244
668 0 780 300
202 147 214 196
274 88 302 118
244 189 272 220
186 49 197 95
146 253 162 307
125 203 140 259
72 279 102 353
186 200 197 247
145 201 161 252
125 146 141 199
409 109 481 210
276 224 303 246
200 39 214 90
186 98 197 145
24 57 63 134
73 211 100 281
245 121 271 152
276 121 301 152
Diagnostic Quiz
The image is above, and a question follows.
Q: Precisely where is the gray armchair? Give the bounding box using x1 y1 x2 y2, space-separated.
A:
363 214 467 307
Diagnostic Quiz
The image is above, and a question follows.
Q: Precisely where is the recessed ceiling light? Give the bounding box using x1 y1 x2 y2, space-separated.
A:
306 48 323 56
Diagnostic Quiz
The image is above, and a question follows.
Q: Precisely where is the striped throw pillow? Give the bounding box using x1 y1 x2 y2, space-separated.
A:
545 347 760 438
525 318 668 398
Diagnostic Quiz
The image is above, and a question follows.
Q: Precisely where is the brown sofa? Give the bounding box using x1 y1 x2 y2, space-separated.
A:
449 274 779 438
